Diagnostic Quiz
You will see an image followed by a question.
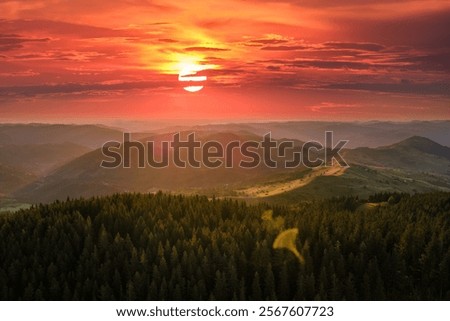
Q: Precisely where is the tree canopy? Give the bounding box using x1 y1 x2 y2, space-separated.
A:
0 192 449 300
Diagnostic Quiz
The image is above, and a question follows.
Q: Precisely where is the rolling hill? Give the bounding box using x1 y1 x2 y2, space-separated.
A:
0 123 125 207
260 137 450 203
0 164 36 196
14 131 304 203
0 143 91 176
343 136 450 175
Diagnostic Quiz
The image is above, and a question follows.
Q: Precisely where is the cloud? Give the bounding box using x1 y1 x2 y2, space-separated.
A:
0 69 39 77
0 80 175 98
325 82 450 96
158 38 178 43
0 1 179 20
0 33 50 51
266 65 281 71
323 42 385 52
248 38 289 45
258 44 450 73
0 19 152 40
259 41 387 54
184 46 230 52
10 51 106 62
334 9 450 48
261 45 309 51
309 102 358 113
290 59 372 70
248 0 449 12
387 52 450 72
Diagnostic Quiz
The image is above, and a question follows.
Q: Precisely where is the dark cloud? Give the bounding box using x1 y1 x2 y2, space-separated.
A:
11 53 43 59
117 0 178 11
260 41 385 53
203 56 227 62
247 38 289 45
261 45 309 51
266 65 281 71
260 48 449 72
259 59 290 64
10 50 116 62
323 42 385 52
0 33 50 51
290 59 372 70
325 82 450 96
336 9 450 48
247 0 426 8
184 46 230 52
158 38 178 43
262 75 305 87
0 69 38 77
0 19 151 40
0 81 174 97
207 69 247 76
388 52 450 72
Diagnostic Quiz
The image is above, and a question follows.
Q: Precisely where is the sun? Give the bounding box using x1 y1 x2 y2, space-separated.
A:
178 61 207 92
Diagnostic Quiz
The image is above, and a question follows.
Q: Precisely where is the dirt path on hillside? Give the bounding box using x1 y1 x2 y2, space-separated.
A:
239 165 347 197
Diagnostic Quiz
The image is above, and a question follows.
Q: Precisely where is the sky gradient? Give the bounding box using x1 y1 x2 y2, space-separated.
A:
0 0 449 123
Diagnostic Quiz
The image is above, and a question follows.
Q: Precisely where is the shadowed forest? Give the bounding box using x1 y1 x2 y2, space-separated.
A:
1 192 449 300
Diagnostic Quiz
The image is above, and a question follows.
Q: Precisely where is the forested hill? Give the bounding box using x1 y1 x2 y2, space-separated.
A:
1 192 449 300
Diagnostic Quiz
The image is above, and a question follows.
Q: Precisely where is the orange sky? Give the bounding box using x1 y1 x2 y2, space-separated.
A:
0 0 449 122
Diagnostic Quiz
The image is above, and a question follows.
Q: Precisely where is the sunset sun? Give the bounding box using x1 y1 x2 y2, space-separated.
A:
178 61 207 93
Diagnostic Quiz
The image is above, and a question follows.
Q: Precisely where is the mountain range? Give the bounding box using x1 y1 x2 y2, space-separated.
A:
0 121 449 206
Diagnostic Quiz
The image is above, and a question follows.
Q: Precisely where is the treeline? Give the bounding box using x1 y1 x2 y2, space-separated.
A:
0 192 449 300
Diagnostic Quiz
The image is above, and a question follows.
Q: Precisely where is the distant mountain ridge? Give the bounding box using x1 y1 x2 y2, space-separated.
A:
165 120 450 148
0 123 122 148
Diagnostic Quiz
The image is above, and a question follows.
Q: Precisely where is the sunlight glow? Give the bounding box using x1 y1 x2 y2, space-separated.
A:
183 85 204 92
177 58 211 92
